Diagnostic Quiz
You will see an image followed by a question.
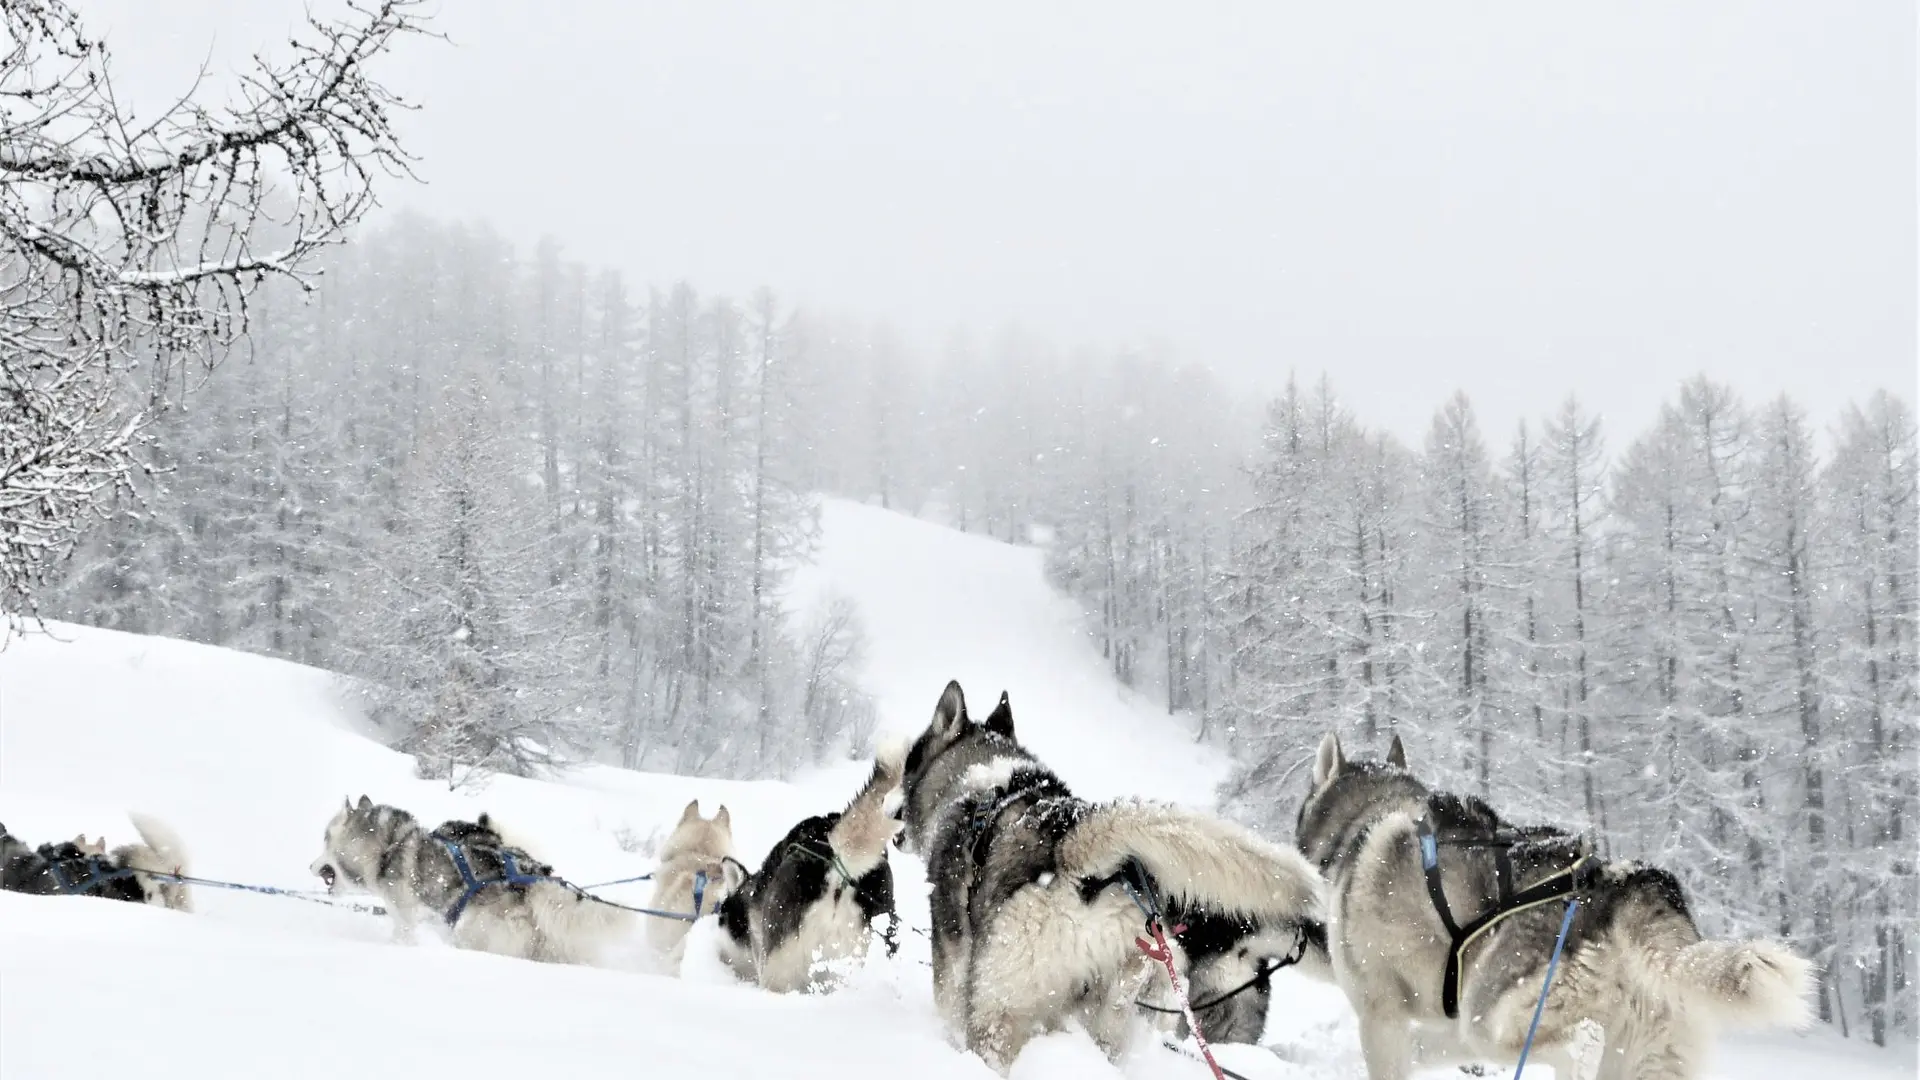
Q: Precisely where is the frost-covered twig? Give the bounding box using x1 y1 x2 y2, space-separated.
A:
0 0 431 625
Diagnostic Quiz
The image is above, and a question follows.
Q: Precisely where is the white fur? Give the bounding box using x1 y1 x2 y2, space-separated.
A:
1629 938 1816 1031
450 880 634 965
1058 799 1324 922
647 800 739 966
755 888 879 993
963 798 1324 1071
116 813 192 911
965 879 1164 1071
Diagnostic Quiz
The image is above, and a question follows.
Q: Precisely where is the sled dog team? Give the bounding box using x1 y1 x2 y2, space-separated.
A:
2 679 1813 1080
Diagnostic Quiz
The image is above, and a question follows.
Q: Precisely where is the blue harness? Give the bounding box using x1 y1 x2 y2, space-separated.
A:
437 840 718 926
46 855 138 896
439 840 549 926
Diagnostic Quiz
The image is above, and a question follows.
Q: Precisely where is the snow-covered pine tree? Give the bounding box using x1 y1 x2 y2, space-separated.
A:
1606 404 1699 864
1541 396 1609 833
1500 420 1559 795
1221 376 1414 817
342 372 596 786
1820 391 1918 1043
1418 392 1504 796
1747 395 1831 1000
743 288 821 768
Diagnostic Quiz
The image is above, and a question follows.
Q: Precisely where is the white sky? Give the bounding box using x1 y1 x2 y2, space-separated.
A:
71 0 1916 448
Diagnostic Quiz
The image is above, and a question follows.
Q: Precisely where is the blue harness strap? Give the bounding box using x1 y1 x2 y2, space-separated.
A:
691 870 709 917
1512 897 1582 1080
439 840 547 926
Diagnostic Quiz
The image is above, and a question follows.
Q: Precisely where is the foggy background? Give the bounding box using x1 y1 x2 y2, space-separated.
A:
70 0 1914 443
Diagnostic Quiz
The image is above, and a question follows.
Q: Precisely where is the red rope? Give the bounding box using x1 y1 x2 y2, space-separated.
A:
1135 919 1227 1080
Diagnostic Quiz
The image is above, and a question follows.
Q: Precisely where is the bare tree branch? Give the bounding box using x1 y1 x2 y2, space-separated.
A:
0 0 431 625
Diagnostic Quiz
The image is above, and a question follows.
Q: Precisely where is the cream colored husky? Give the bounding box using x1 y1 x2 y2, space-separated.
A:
647 800 745 967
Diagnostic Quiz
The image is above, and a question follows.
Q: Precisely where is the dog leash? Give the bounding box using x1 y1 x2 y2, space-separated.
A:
1114 858 1228 1080
1511 898 1580 1079
1134 938 1304 1016
131 869 389 915
573 871 655 890
793 842 858 888
560 873 711 922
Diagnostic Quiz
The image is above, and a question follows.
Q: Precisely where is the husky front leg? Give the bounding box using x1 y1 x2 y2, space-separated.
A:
379 891 425 945
1082 955 1158 1062
929 931 970 1043
927 874 971 1041
1353 1003 1416 1080
964 938 1057 1073
965 1002 1039 1075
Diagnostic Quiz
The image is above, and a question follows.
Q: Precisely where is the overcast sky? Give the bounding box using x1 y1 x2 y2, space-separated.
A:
74 1 1915 447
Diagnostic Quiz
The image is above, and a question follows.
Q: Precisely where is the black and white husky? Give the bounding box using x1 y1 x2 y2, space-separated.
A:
898 680 1323 1072
309 797 629 965
0 815 192 911
717 743 905 993
1296 731 1813 1080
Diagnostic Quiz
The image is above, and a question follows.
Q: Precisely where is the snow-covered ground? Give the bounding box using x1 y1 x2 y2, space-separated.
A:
0 499 1907 1080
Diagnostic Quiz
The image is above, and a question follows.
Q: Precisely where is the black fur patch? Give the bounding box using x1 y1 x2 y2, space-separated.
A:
723 811 898 960
0 837 146 903
431 817 553 892
984 693 1016 739
1171 908 1262 961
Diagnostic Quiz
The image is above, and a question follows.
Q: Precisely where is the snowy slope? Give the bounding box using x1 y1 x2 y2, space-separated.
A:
0 500 1906 1080
792 499 1226 805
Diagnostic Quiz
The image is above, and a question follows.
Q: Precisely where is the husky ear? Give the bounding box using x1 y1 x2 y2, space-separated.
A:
343 795 353 811
476 812 493 829
1313 732 1345 788
356 794 373 811
680 799 701 824
984 692 1015 739
1386 734 1407 771
931 679 969 737
713 806 731 832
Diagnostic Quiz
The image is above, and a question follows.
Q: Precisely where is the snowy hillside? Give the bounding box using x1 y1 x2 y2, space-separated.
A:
0 501 1904 1080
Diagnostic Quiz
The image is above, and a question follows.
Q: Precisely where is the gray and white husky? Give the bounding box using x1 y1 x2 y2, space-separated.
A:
717 743 905 993
898 680 1323 1072
1297 731 1814 1080
309 796 630 965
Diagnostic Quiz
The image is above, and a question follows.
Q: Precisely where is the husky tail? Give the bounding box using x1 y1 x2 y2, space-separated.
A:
1634 937 1815 1031
117 813 192 911
1058 798 1323 928
828 736 909 878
